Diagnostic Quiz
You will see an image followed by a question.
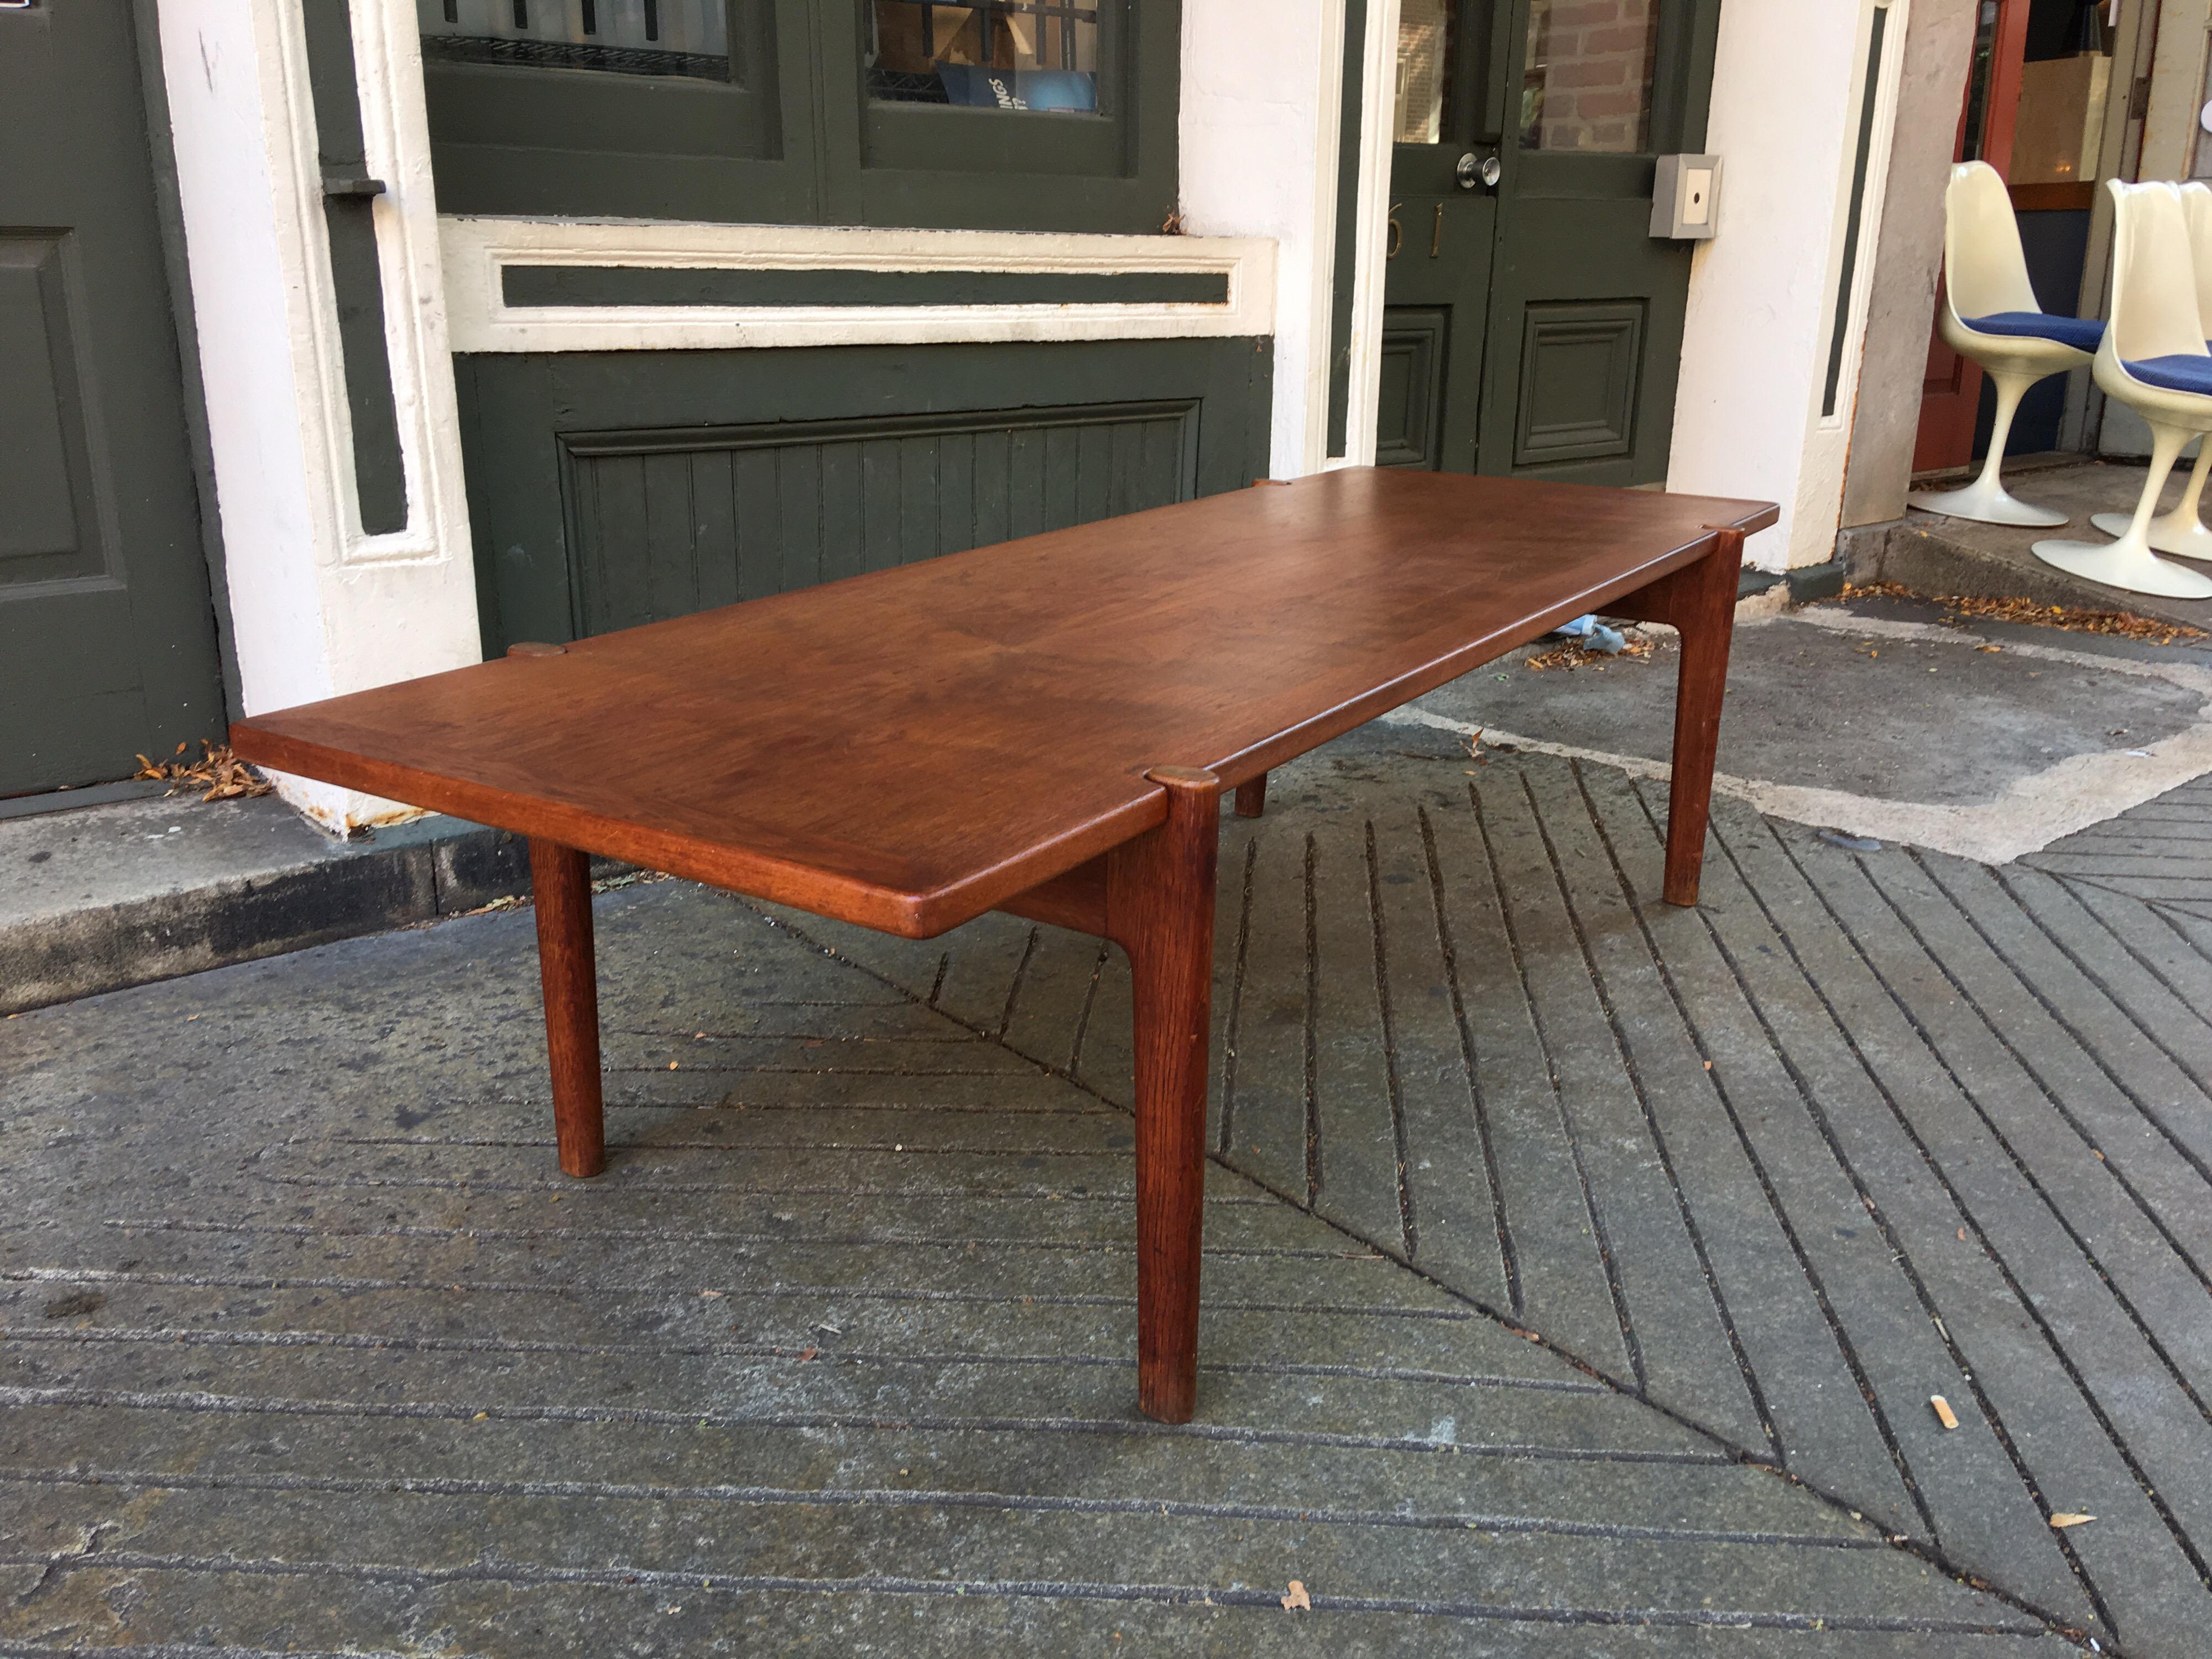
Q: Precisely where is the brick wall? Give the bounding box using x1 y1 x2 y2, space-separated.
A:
1522 0 1660 153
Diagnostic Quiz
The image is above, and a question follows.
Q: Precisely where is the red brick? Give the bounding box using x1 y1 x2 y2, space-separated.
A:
1569 87 1644 118
1547 57 1630 88
1546 0 1622 26
1581 23 1656 56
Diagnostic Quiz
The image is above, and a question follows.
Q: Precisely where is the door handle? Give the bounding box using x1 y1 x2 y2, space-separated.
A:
1457 152 1502 191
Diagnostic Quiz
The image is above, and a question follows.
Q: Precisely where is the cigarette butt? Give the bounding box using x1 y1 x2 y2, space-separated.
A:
1931 1395 1959 1430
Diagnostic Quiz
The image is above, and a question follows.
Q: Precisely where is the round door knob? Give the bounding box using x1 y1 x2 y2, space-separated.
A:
1457 152 1502 190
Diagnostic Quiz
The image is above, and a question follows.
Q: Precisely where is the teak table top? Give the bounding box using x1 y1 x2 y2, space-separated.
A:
232 469 1776 937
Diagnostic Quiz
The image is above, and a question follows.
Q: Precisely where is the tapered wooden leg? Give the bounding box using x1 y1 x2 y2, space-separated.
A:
1657 531 1743 906
1108 765 1220 1423
528 838 605 1178
1233 773 1267 818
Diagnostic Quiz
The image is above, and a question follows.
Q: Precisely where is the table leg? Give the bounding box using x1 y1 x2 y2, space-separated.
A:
1233 773 1268 819
528 838 606 1178
1109 765 1221 1424
1657 531 1742 907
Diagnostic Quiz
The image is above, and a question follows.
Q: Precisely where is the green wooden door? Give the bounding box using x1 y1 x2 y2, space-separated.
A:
1378 0 1719 483
0 2 224 796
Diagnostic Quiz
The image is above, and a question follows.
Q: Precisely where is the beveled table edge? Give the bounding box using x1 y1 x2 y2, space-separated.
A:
229 501 1779 941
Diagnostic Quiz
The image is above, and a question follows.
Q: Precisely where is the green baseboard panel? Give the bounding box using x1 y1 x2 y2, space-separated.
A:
455 336 1274 654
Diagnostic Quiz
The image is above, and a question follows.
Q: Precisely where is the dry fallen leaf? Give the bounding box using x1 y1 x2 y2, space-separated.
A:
1281 1580 1311 1613
796 1345 820 1361
134 739 273 802
1930 1395 1959 1431
2050 1512 2095 1529
1832 581 2206 645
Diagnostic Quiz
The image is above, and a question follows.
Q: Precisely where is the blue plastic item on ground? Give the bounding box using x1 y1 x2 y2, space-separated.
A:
1552 614 1627 653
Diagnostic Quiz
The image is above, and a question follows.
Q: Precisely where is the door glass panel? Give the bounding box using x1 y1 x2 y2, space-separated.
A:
1959 0 2000 162
1394 0 1456 143
868 1 1102 112
1519 0 1660 152
419 0 732 81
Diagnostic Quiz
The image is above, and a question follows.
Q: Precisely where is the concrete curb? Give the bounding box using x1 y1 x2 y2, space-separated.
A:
0 796 627 1016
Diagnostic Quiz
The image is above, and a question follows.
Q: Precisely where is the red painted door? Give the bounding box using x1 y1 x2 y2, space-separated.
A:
1913 0 2029 473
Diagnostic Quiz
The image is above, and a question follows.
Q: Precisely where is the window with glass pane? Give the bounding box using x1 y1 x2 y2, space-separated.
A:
868 1 1101 112
1394 0 1455 144
419 0 732 82
1519 0 1660 152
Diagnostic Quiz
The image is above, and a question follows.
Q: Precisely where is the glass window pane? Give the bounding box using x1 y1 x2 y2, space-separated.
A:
1519 0 1660 153
868 1 1102 112
1394 0 1456 144
419 0 732 82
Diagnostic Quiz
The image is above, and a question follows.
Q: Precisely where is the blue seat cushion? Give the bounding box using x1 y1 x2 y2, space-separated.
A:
1961 311 2104 351
2124 353 2212 395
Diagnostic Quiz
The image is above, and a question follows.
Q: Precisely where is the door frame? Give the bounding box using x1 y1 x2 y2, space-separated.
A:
1327 0 1405 469
1912 0 2028 474
1328 0 1725 477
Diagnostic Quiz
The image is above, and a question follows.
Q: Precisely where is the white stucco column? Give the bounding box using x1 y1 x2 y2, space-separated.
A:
158 0 479 832
1179 0 1350 477
1668 0 1907 571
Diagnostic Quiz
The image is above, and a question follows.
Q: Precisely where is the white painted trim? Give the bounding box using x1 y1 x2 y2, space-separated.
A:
1298 0 1351 473
1814 0 1907 437
1333 0 1402 467
251 0 467 569
347 0 473 570
441 218 1277 353
159 0 481 834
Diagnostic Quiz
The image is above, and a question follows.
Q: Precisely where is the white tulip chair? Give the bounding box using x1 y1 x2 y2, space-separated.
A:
1908 160 2101 526
2033 180 2212 599
2089 180 2212 559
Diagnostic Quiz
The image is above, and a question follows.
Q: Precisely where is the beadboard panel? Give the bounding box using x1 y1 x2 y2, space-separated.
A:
454 335 1273 651
562 401 1198 636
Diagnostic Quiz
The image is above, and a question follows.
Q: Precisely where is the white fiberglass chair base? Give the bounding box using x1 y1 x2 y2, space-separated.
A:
1906 384 2072 527
2084 183 2212 562
2088 441 2212 559
2037 424 2212 597
1908 162 2100 528
2033 181 2212 601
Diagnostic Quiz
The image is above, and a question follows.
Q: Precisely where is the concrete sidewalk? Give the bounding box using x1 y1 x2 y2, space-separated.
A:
801 734 2212 1657
3 863 2053 1656
7 591 2210 1652
1870 457 2212 633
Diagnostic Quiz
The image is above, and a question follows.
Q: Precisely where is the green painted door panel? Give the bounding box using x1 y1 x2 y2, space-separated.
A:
1378 0 1720 487
1380 0 1505 473
453 336 1271 653
1374 307 1448 468
0 3 223 795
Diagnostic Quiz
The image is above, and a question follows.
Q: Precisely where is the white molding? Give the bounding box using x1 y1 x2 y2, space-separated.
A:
159 0 481 833
1298 0 1350 473
441 218 1278 353
254 0 468 569
1814 0 1907 438
346 0 473 570
1334 0 1402 467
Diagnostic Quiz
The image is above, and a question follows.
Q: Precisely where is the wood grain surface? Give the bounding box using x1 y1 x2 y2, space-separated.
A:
232 469 1775 937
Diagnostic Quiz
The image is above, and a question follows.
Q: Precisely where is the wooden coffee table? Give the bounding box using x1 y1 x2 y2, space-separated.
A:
231 468 1777 1423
